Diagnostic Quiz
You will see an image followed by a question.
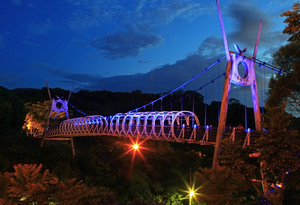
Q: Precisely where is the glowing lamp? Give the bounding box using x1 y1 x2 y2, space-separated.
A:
189 190 195 205
133 144 139 150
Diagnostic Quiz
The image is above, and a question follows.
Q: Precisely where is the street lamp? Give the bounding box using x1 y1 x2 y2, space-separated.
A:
189 190 194 205
133 143 139 150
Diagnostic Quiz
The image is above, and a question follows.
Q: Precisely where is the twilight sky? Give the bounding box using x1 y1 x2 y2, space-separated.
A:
0 0 297 105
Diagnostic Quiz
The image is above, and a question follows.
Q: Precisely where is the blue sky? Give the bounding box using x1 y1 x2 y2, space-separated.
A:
0 0 297 104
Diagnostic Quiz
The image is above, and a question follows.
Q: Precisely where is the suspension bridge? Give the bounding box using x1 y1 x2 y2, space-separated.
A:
34 1 283 178
39 52 281 156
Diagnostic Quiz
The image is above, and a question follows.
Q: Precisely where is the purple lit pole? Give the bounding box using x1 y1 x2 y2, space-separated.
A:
212 0 232 169
252 20 269 196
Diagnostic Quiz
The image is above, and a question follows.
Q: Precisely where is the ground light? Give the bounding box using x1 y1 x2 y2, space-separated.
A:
189 190 194 205
114 137 152 178
181 180 202 205
132 143 139 150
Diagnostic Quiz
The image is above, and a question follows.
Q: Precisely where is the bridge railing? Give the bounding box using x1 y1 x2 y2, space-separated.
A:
44 111 203 143
200 126 261 147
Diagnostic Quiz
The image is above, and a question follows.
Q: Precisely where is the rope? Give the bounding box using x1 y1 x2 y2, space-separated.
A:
218 59 221 122
69 103 89 116
193 79 195 127
244 86 247 129
128 55 227 113
205 69 207 127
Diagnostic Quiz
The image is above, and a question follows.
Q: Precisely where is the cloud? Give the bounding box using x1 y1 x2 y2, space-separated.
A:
33 63 102 86
28 0 285 103
89 27 164 60
27 18 56 35
225 2 272 46
67 0 209 59
138 59 148 64
67 0 206 29
36 44 226 94
197 36 225 58
220 1 289 62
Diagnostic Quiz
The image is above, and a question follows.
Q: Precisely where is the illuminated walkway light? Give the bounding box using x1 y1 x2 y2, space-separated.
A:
190 190 194 197
189 189 194 205
133 144 139 150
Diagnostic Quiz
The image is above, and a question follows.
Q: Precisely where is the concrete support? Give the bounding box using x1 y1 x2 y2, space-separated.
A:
70 137 76 157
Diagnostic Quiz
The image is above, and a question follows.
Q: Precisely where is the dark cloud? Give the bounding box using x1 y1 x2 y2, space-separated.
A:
67 0 207 59
31 0 285 105
37 47 226 94
226 2 272 44
222 2 288 61
33 63 103 89
198 36 225 58
138 59 148 64
90 27 164 60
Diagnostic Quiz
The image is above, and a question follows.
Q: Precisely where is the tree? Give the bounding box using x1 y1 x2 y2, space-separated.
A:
23 100 67 136
281 3 300 42
268 42 300 114
0 164 111 204
256 103 300 204
0 86 26 136
23 101 50 136
195 167 244 205
1 164 58 204
268 2 300 115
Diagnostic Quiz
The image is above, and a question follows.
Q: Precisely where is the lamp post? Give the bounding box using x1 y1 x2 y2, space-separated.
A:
189 190 194 205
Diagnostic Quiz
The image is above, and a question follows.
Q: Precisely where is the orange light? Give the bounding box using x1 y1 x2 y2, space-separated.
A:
133 144 139 150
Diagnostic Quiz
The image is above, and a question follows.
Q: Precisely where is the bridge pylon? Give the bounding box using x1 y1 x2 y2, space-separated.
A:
213 0 262 169
214 0 268 196
40 80 76 156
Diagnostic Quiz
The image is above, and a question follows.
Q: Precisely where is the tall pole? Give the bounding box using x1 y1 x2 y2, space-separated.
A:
251 20 262 131
216 0 230 63
251 20 269 197
212 0 232 169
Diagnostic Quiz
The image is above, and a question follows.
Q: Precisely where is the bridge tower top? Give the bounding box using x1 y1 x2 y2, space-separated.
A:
45 79 75 127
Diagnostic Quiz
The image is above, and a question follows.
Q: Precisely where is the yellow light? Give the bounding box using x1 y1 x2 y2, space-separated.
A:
133 144 139 150
190 190 194 197
26 122 32 130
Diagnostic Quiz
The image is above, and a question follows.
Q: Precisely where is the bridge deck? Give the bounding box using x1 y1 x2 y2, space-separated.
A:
37 125 261 147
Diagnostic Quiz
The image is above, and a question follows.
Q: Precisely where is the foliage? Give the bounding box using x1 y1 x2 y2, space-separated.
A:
0 164 112 204
281 3 300 42
195 166 244 205
23 100 68 136
269 2 300 115
8 85 299 204
0 164 58 204
268 42 300 114
23 101 50 135
256 103 300 204
218 138 262 204
219 138 260 193
0 86 26 136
